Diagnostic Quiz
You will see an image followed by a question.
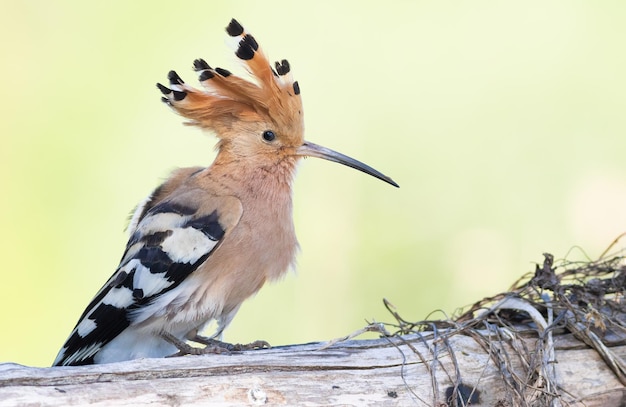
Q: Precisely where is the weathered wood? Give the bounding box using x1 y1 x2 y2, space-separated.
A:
0 333 624 406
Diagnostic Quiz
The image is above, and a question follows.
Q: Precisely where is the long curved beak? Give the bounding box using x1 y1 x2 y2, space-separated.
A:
296 141 399 188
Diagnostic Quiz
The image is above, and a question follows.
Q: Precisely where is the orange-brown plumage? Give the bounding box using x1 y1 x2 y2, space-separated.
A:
167 19 304 153
53 18 396 366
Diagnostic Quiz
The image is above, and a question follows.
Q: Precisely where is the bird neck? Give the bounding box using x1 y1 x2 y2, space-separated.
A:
210 150 299 200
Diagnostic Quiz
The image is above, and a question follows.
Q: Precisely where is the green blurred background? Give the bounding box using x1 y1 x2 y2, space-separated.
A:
2 1 625 367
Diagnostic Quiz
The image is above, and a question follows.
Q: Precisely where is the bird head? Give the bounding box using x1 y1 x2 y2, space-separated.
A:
158 18 398 188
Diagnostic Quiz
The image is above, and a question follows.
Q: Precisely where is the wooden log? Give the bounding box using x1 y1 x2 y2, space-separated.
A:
0 332 624 406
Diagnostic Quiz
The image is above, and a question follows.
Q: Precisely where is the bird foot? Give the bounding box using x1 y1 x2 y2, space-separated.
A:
191 334 271 351
162 332 270 358
162 332 232 357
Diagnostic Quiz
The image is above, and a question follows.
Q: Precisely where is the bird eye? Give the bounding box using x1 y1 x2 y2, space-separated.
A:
262 130 276 142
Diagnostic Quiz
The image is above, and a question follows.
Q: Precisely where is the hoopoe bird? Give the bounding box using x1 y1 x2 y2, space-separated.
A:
53 18 398 366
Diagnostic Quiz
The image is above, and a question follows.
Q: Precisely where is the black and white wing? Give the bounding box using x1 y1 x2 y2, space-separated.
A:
53 188 242 366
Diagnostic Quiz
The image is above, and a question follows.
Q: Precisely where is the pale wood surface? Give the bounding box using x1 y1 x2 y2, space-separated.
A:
0 333 624 406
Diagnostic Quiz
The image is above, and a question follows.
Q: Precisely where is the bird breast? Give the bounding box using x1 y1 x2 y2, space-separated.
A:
164 161 299 327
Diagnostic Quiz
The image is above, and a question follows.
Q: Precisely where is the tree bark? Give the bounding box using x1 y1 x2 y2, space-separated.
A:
0 332 624 406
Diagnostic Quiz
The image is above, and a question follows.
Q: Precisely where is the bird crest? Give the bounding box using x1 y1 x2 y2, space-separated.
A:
157 19 304 147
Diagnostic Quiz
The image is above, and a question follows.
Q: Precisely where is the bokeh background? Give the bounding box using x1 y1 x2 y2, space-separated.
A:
2 1 626 367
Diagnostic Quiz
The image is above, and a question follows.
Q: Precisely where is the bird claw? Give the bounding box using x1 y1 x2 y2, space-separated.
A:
169 345 232 357
162 332 231 357
230 340 271 351
191 335 271 351
162 332 270 358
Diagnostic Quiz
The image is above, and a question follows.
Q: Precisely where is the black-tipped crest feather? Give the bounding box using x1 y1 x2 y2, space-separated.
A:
157 18 304 144
226 19 244 37
193 59 211 71
168 70 184 85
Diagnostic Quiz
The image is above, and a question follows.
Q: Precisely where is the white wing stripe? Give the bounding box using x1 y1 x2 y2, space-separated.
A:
137 212 186 236
130 260 174 298
76 318 97 337
101 286 134 308
161 227 218 264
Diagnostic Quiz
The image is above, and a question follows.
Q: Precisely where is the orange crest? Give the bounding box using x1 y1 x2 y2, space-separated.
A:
157 19 304 147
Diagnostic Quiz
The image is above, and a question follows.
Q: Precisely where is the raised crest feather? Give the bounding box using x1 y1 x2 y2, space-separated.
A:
156 18 304 145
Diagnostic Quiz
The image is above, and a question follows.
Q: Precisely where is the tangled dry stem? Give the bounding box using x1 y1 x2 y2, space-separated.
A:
379 251 626 406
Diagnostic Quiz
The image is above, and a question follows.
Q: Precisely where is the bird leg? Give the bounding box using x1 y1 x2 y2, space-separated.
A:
190 334 271 351
161 332 231 357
